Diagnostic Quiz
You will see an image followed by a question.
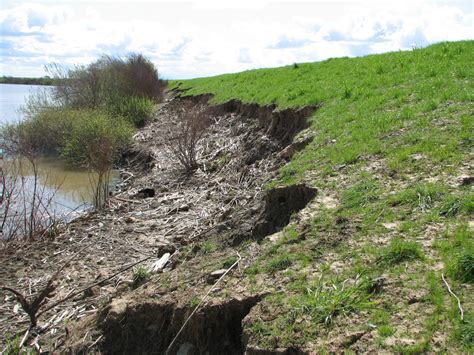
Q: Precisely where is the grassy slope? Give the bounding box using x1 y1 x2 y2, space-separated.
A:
170 41 473 352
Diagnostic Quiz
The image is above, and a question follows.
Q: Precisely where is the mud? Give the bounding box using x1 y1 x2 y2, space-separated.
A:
90 294 263 354
253 184 317 240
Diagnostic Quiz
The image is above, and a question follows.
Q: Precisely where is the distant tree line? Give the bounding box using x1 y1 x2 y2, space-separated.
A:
0 76 54 86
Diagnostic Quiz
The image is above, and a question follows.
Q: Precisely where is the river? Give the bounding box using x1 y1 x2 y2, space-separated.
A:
0 83 119 224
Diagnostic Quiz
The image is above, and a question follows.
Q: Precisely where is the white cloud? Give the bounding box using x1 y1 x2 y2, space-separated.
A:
0 0 472 78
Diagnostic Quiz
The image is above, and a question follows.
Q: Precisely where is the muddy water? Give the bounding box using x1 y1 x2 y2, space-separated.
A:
15 157 120 212
0 83 120 220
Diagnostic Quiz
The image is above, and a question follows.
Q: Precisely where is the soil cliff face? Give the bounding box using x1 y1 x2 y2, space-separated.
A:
0 91 317 353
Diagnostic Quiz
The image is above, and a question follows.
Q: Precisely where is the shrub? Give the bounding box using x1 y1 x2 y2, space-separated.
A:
377 238 424 266
45 53 164 125
61 110 132 208
61 110 132 168
107 95 155 127
164 104 210 172
123 53 166 100
2 108 74 156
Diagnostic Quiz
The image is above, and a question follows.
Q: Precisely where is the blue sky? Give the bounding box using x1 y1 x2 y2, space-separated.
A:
0 0 472 79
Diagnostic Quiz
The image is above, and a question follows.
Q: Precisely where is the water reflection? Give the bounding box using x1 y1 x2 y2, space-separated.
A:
2 156 120 213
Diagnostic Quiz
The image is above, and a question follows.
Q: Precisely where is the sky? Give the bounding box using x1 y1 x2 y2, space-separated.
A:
0 0 472 79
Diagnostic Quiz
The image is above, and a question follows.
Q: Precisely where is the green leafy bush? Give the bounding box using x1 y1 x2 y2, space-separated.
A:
61 110 132 169
44 53 164 127
107 95 155 127
1 108 74 158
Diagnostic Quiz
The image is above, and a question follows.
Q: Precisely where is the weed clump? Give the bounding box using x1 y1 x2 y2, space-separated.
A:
222 255 239 269
341 179 380 209
266 254 292 273
438 224 474 284
450 252 474 283
377 238 424 266
455 315 474 346
199 241 217 254
290 274 371 325
131 266 151 289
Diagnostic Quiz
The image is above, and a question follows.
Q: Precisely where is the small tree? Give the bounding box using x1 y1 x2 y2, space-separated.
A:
61 110 133 208
164 105 210 172
45 54 165 120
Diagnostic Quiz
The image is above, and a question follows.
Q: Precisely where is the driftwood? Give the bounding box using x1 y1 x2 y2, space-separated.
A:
151 252 171 272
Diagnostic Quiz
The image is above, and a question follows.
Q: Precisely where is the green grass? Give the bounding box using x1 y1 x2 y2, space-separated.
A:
452 253 474 283
3 333 35 354
199 240 217 254
221 255 239 269
389 183 447 211
340 177 380 209
437 224 474 284
378 324 395 337
289 273 372 325
377 238 424 266
188 295 200 308
266 253 293 273
455 315 474 347
171 41 473 185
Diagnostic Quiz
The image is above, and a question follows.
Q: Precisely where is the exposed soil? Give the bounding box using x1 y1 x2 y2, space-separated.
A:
0 92 317 353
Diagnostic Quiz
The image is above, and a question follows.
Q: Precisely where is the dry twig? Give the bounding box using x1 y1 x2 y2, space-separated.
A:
38 255 152 317
441 273 464 321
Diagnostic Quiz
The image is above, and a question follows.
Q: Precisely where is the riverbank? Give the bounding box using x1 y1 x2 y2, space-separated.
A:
1 41 472 353
0 90 317 352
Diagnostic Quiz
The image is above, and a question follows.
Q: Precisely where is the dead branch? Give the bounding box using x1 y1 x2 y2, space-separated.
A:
1 243 91 327
441 273 464 321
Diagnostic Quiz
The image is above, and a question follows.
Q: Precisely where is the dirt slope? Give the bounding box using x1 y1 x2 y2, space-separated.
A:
0 92 317 353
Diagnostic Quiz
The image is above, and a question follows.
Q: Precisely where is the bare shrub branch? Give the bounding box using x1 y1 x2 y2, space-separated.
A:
164 105 210 172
